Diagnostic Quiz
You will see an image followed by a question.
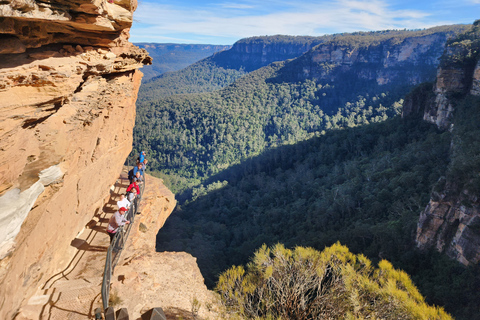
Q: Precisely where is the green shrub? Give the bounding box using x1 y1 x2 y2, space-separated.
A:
217 243 451 320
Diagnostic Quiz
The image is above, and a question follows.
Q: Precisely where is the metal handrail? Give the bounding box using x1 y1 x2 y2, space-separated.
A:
101 158 146 311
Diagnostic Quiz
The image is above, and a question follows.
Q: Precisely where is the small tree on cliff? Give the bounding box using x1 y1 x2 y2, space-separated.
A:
216 242 451 320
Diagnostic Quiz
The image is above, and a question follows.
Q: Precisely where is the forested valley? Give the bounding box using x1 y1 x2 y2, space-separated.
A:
133 23 480 319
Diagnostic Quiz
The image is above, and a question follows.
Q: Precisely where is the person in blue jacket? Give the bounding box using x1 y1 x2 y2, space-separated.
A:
133 163 144 177
139 151 146 164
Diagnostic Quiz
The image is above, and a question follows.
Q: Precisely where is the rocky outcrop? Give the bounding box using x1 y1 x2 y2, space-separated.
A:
423 50 476 129
423 22 480 129
416 21 480 266
417 188 480 265
0 0 137 52
0 0 151 318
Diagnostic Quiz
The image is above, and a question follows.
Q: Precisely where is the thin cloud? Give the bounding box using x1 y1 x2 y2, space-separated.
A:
219 2 256 9
130 0 475 44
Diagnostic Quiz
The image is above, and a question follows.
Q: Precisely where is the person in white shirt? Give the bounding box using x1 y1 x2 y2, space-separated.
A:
117 194 130 210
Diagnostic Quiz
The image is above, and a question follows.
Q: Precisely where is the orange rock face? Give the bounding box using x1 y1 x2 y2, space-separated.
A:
0 0 151 318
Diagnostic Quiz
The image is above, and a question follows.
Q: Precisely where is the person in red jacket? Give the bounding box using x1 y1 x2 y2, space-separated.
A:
126 180 140 198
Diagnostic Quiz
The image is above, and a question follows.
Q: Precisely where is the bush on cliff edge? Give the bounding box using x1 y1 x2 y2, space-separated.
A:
216 243 451 320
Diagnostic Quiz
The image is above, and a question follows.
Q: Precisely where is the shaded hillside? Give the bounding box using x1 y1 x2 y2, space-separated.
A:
157 115 449 286
156 114 480 320
135 43 231 81
134 25 468 195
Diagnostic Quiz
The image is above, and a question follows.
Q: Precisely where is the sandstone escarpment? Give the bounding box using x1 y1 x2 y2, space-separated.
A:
0 0 151 318
416 21 480 266
423 21 480 129
282 27 467 87
423 48 479 129
225 36 325 71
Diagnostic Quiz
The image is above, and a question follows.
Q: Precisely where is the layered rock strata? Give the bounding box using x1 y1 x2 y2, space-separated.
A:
282 27 468 87
0 0 150 318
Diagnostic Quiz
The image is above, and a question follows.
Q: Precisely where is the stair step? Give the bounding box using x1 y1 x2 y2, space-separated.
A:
51 278 99 291
41 286 100 320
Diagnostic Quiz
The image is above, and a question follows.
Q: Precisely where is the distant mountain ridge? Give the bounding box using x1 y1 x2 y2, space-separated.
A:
210 35 328 71
137 35 330 100
138 26 468 101
135 43 231 81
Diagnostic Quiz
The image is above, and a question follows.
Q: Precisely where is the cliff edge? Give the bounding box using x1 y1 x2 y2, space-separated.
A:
414 21 480 266
0 0 151 318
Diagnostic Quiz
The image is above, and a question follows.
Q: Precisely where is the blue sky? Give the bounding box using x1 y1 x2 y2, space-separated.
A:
130 0 480 45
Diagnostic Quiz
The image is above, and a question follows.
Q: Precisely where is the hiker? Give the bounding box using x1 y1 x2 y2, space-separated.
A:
139 151 146 164
134 171 143 183
126 187 137 202
126 179 140 196
106 207 130 243
133 163 144 177
117 194 130 210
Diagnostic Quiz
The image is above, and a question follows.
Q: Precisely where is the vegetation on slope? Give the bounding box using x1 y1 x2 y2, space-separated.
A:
217 243 452 319
137 61 246 101
135 64 406 196
134 26 468 196
156 115 449 286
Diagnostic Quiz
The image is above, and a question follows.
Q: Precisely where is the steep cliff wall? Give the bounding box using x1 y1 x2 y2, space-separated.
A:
208 35 327 72
416 21 480 266
0 0 150 318
274 27 468 87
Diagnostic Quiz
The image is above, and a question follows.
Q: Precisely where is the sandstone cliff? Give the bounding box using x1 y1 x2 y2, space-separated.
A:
415 21 480 266
273 26 468 87
220 35 326 71
14 173 220 320
0 0 151 318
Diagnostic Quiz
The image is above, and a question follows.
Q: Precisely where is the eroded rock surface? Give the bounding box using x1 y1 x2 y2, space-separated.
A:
0 0 150 318
417 194 480 265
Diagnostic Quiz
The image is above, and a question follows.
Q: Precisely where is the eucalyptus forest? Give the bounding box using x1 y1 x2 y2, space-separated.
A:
134 23 480 319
